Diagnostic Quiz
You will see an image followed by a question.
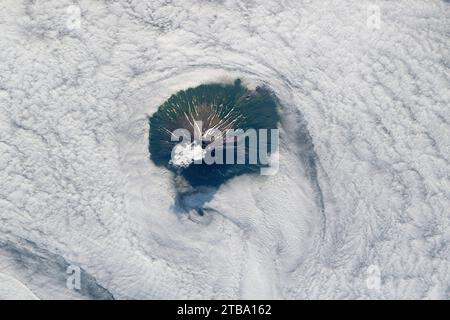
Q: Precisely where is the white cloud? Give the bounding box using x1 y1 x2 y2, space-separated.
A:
0 0 448 299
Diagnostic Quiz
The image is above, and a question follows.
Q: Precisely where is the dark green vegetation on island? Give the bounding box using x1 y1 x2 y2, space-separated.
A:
148 79 279 187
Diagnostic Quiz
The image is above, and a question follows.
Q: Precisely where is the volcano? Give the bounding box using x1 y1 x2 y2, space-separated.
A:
148 79 280 187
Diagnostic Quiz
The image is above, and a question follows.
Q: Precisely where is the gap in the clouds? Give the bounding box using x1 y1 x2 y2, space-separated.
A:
148 79 280 193
173 181 217 218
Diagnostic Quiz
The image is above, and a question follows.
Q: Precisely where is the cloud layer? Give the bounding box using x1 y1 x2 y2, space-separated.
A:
0 0 448 299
